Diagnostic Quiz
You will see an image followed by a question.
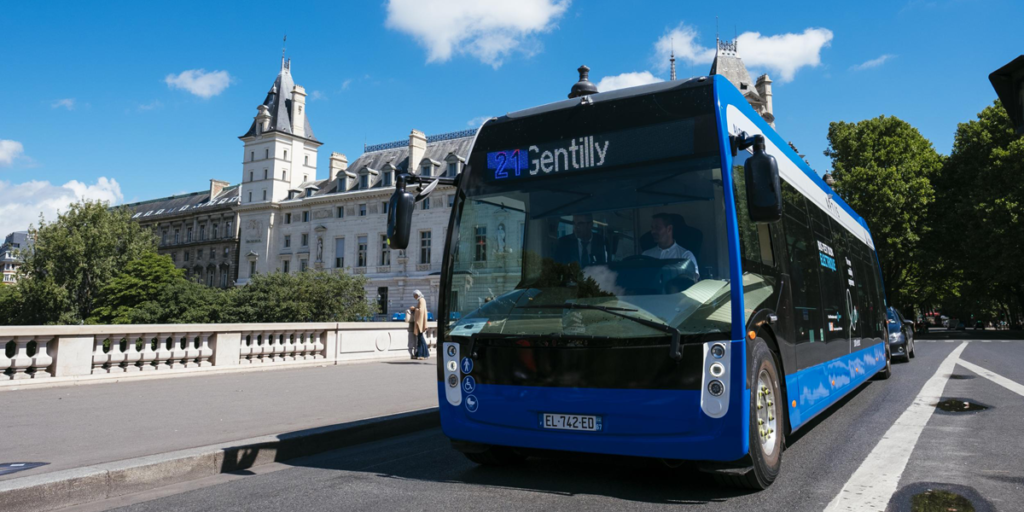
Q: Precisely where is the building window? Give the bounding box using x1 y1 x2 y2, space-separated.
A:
359 204 366 216
226 222 232 236
357 236 367 267
262 190 267 201
304 155 309 165
422 163 432 177
212 224 218 238
250 261 256 276
184 250 190 262
420 231 431 264
383 171 392 187
301 233 309 247
174 229 180 244
422 198 431 210
359 174 368 189
284 235 291 248
380 235 391 265
447 162 458 177
304 174 308 182
337 206 344 218
282 260 290 273
199 225 205 241
284 150 288 160
303 211 309 222
381 202 389 214
207 272 214 287
210 248 215 259
264 169 268 180
335 238 345 268
265 148 269 159
300 259 308 272
251 151 254 162
161 231 168 245
250 171 254 182
285 213 291 224
224 247 230 258
187 227 193 242
448 194 455 208
475 226 487 262
248 191 252 202
197 248 203 260
283 170 287 180
221 272 228 287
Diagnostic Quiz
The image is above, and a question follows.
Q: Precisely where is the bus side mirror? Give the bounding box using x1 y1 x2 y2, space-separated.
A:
744 135 782 223
387 177 416 250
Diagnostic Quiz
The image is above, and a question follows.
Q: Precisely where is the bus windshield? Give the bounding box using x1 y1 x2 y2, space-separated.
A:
447 117 732 340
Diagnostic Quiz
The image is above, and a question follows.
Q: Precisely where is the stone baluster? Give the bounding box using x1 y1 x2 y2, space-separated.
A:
269 332 283 363
281 332 296 362
297 331 312 360
184 333 200 368
92 337 109 374
10 336 35 380
238 334 253 364
123 335 143 372
291 332 304 360
253 333 267 363
108 337 127 374
30 336 54 378
139 335 158 371
312 331 325 359
155 334 173 370
170 334 188 369
197 333 213 367
0 336 12 380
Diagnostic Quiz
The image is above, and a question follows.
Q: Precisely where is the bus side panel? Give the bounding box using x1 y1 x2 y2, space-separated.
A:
786 341 886 430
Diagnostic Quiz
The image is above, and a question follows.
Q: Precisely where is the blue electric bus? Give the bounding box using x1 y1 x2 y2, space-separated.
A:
387 74 890 489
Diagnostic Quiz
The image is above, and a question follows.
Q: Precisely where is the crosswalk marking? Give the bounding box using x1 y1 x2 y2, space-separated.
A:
825 342 969 512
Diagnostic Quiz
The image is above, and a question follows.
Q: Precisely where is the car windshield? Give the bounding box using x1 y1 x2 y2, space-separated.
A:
446 151 732 340
886 308 900 324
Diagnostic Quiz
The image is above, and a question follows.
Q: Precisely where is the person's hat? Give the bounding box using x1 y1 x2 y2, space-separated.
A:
413 290 423 298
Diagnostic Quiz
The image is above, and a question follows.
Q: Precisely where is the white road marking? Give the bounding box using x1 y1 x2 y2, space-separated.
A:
957 359 1024 397
825 342 969 512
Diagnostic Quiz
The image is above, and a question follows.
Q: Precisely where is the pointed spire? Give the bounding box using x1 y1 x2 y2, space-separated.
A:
281 35 287 70
670 37 676 81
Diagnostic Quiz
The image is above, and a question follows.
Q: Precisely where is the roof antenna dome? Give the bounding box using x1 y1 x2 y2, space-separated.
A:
568 65 599 99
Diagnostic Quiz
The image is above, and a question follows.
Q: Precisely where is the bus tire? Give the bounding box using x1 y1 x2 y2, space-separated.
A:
463 446 526 466
874 343 892 380
715 338 783 490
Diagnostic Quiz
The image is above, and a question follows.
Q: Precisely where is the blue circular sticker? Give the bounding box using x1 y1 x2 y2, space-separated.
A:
465 394 479 413
461 357 474 374
462 375 476 394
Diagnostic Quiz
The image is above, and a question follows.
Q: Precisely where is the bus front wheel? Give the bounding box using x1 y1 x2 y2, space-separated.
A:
715 338 784 490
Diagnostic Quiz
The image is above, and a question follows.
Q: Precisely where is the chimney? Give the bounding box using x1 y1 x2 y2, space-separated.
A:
255 105 271 135
291 85 307 138
755 74 775 128
409 129 427 174
568 65 599 99
330 152 348 178
210 179 230 199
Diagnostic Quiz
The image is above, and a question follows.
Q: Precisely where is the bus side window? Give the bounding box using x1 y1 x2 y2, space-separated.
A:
781 182 823 344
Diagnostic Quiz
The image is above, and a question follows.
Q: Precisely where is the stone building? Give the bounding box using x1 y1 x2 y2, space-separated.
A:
1 231 31 286
123 180 241 287
708 39 775 127
234 58 471 317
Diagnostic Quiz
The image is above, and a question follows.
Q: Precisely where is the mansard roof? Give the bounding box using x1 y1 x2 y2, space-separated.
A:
709 39 763 105
240 59 317 142
123 184 241 221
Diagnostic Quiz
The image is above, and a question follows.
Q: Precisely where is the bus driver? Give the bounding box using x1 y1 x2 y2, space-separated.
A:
643 213 699 279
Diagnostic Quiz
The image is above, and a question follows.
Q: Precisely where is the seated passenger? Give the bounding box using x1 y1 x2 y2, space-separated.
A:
555 214 607 267
642 213 699 279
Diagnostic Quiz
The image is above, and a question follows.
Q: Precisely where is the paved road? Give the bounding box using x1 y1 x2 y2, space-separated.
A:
0 359 437 480
66 339 1024 511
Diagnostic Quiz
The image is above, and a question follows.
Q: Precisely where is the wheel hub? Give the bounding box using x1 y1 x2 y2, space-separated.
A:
756 370 777 455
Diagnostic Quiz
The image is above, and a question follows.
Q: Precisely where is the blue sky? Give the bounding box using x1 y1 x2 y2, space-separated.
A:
1 0 1021 235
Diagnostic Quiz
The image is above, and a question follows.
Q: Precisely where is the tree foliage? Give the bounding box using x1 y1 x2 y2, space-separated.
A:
223 271 376 323
824 115 943 312
16 201 157 324
88 253 185 324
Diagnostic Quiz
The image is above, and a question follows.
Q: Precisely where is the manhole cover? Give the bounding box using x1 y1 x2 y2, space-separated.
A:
0 462 48 476
935 398 989 413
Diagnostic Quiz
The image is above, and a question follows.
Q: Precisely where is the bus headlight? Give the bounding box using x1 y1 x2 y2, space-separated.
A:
708 380 725 396
709 362 725 377
710 343 726 359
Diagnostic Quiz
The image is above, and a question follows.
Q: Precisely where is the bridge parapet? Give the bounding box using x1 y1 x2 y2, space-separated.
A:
0 322 437 388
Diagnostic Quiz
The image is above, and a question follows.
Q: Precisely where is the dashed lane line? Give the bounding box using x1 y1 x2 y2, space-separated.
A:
824 342 969 512
957 359 1024 397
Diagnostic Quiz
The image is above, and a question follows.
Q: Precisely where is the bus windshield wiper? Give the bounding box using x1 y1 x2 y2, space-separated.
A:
516 303 683 361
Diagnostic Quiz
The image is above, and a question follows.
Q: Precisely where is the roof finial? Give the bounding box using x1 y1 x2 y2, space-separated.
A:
670 37 676 81
281 35 287 70
716 16 719 43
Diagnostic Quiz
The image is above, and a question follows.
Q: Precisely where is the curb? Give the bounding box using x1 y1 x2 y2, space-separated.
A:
0 408 440 512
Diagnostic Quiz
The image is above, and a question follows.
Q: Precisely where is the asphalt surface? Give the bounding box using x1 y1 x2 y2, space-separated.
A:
0 358 437 480
65 335 1024 511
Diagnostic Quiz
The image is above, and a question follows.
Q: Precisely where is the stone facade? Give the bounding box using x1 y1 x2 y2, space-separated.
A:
709 39 775 127
123 180 241 288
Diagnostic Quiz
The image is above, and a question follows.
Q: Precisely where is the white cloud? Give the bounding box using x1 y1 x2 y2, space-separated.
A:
851 54 895 71
310 90 326 101
164 69 231 98
0 177 122 235
0 140 25 167
467 116 491 127
385 0 570 68
596 71 664 92
342 79 353 90
137 100 163 112
51 98 75 110
654 23 833 83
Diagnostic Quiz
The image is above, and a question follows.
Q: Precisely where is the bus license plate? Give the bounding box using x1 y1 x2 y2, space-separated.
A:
541 413 601 432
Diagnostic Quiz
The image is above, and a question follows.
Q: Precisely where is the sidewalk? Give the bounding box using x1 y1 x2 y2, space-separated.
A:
0 358 438 482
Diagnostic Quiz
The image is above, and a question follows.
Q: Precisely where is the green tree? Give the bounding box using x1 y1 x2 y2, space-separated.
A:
0 285 24 325
930 101 1024 325
824 116 944 312
127 279 228 324
89 253 185 324
223 270 376 323
17 201 157 324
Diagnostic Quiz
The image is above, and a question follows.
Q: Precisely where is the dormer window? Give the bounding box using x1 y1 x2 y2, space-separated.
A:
421 163 432 177
359 174 368 189
383 171 392 187
447 162 458 177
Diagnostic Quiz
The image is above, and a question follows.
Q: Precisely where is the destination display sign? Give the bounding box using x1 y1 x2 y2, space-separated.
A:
481 118 703 183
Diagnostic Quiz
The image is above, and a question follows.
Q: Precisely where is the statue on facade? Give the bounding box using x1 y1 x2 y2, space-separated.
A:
316 236 323 262
496 224 506 253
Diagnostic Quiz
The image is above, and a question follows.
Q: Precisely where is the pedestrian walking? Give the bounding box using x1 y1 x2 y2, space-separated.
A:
411 290 430 359
405 307 417 360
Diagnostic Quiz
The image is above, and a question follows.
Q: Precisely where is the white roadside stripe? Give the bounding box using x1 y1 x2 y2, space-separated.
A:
825 342 969 512
957 359 1024 397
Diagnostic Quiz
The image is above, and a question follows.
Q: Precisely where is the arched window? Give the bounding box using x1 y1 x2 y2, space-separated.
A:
265 148 269 159
283 170 287 180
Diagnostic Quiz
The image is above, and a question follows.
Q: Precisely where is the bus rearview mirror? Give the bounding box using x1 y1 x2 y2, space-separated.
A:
387 178 416 250
743 135 783 223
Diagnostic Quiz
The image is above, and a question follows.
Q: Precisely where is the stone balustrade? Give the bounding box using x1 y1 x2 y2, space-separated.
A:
0 322 437 387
